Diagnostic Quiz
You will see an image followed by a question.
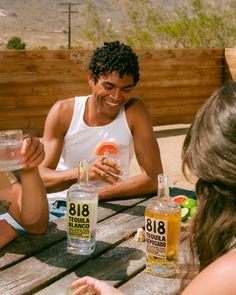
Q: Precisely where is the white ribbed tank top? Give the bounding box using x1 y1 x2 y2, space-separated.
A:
47 96 134 203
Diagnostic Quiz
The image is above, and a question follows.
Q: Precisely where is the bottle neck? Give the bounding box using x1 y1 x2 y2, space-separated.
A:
77 160 88 184
157 174 169 201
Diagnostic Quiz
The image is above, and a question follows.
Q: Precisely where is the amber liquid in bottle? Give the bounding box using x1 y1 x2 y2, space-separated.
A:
145 174 181 277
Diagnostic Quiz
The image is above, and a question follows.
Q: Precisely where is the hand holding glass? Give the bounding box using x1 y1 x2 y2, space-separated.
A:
104 144 129 180
0 130 23 171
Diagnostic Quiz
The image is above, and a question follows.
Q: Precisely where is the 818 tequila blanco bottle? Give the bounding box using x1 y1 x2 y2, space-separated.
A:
145 174 181 277
67 160 98 255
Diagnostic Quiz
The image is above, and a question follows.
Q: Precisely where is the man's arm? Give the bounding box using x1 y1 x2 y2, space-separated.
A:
98 98 163 200
39 98 78 193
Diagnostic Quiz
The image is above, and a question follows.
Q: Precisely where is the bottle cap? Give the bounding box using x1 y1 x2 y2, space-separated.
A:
135 227 145 242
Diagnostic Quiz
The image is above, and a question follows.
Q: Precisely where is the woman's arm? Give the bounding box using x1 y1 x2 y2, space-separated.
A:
0 136 49 250
12 136 49 233
0 220 19 249
19 167 49 233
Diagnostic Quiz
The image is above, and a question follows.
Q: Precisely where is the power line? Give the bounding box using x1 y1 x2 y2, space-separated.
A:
59 2 79 49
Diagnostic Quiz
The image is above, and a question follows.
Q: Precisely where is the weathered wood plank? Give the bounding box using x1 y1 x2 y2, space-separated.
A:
0 68 222 86
34 228 192 295
0 50 92 61
224 48 236 81
119 269 180 295
35 236 146 295
137 48 224 59
0 48 224 60
0 73 89 85
0 197 149 270
0 117 46 136
0 83 88 97
0 57 223 74
118 237 197 295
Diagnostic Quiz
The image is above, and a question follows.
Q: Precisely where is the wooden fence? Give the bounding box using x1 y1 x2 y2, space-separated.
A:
0 48 235 136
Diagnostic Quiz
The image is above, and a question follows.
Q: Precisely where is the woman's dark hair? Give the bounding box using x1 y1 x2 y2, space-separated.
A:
180 82 236 288
88 41 140 85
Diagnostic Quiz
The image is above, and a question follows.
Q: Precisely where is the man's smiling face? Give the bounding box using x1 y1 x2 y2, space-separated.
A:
89 71 135 120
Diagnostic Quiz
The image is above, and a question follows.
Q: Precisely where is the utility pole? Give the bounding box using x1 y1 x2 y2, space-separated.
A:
59 2 79 49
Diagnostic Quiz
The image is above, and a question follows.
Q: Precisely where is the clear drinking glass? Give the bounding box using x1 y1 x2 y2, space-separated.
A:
105 144 129 180
0 129 23 171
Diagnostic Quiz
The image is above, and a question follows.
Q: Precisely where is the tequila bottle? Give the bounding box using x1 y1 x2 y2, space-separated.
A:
145 174 181 277
67 160 98 255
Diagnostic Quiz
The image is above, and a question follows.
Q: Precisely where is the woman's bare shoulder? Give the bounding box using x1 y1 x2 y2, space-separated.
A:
182 252 236 295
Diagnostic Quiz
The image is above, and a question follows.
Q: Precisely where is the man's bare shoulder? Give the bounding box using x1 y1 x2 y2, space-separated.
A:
125 97 150 119
51 97 75 114
45 98 75 135
125 97 146 109
124 97 152 132
48 98 75 122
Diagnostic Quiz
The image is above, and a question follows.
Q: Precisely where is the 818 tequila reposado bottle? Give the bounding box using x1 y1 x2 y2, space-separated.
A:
145 174 181 277
67 160 98 255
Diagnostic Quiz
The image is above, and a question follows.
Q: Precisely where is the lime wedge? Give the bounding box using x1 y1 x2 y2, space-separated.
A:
190 206 197 217
182 198 197 209
181 207 189 222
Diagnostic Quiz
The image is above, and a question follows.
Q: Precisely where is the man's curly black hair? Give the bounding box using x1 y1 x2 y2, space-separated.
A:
89 41 140 86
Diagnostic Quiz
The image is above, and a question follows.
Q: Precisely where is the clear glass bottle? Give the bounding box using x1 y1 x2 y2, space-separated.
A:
67 160 98 255
145 174 181 277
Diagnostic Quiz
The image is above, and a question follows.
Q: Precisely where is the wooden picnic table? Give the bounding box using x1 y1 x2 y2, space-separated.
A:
0 191 194 295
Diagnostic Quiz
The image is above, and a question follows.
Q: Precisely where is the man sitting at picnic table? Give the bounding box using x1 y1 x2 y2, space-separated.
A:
0 136 49 249
39 41 163 206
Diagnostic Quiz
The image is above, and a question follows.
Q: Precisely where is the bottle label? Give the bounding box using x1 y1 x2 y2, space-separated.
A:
145 216 168 258
67 201 92 239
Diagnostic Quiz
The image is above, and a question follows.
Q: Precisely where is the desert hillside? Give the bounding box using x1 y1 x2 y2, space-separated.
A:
0 0 220 49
